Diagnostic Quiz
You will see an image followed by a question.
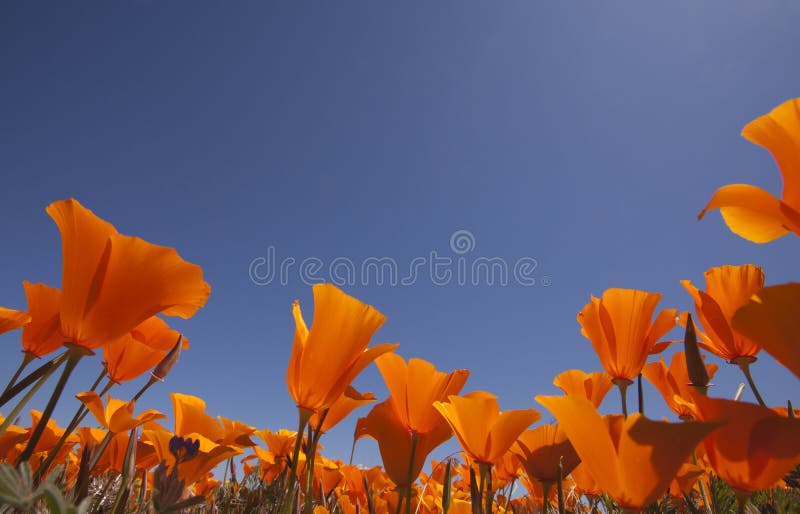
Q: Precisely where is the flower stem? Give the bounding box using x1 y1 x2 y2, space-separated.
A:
556 458 565 514
1 353 34 398
405 434 419 514
736 358 766 406
15 349 83 465
637 374 644 415
613 379 631 418
0 351 68 409
35 369 110 482
0 356 64 439
284 408 311 514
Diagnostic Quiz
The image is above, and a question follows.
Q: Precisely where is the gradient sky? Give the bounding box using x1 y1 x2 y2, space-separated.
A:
1 1 799 470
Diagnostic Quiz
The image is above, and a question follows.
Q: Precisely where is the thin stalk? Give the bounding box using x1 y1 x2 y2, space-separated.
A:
35 368 110 482
477 464 487 514
541 482 552 514
613 379 631 418
482 463 493 514
1 353 34 398
556 458 565 514
691 451 712 514
405 435 419 514
502 479 515 513
0 356 64 438
637 374 644 415
15 349 82 465
88 431 115 473
0 351 68 409
304 411 329 514
284 408 312 514
736 359 766 406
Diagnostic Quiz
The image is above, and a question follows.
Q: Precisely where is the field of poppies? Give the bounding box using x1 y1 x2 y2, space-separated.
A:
1 98 799 514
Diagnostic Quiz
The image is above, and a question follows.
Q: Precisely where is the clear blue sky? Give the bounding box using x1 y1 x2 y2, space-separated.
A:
1 1 798 469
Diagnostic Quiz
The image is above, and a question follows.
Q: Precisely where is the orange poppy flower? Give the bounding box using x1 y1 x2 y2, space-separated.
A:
103 316 187 383
732 282 800 379
552 369 614 408
47 198 210 350
681 264 764 362
699 98 800 243
141 425 242 486
642 351 718 419
309 386 376 434
688 395 800 494
76 392 165 433
536 394 720 510
287 283 396 415
375 353 469 434
433 392 540 465
357 399 452 488
511 424 580 484
0 307 30 336
171 393 256 448
578 288 678 382
20 282 62 358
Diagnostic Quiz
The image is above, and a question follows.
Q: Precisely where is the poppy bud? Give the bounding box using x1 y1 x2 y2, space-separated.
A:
151 334 183 381
683 314 710 392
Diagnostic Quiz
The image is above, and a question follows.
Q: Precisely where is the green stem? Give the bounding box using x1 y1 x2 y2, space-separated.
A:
541 482 552 514
0 351 68 409
15 349 82 465
614 379 631 418
87 429 115 473
736 359 766 406
284 408 311 514
405 435 419 514
691 450 711 514
303 411 329 514
637 374 644 415
0 356 64 439
556 458 565 514
34 368 110 482
1 353 34 398
483 463 493 514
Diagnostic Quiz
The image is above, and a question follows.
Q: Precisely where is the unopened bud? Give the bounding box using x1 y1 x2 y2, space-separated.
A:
683 314 710 391
151 334 183 381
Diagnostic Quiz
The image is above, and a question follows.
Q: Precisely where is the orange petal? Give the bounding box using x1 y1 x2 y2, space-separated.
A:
741 98 800 209
46 199 117 345
171 393 226 442
486 408 540 464
76 391 110 430
552 369 613 408
618 414 721 508
535 395 622 498
78 234 210 347
0 307 30 336
732 283 800 379
21 281 62 357
698 184 793 243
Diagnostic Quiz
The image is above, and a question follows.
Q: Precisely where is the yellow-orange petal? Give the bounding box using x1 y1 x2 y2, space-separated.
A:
698 184 793 243
0 307 30 336
46 198 117 345
20 282 62 357
171 393 226 442
76 391 110 430
741 98 800 209
535 395 623 497
732 283 800 379
78 234 210 348
619 414 721 507
552 369 613 408
486 408 541 464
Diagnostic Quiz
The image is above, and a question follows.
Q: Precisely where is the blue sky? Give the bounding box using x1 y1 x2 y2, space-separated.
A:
1 2 799 469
